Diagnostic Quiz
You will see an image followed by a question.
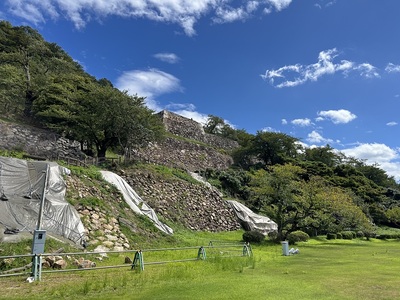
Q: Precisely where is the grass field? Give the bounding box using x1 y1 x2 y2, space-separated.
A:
1 232 400 300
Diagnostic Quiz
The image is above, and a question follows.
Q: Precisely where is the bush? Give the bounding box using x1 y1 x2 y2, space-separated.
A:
287 231 309 244
336 232 342 239
327 233 336 240
341 231 353 240
243 231 265 244
267 231 278 241
356 231 365 238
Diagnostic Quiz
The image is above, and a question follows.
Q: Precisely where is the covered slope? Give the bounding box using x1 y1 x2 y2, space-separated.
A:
0 157 85 244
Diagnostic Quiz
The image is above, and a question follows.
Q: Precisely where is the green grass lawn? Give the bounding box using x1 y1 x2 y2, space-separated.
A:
1 233 400 300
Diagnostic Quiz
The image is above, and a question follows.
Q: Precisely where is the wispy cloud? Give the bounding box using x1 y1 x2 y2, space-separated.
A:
261 48 380 88
154 53 180 64
115 68 182 112
291 118 312 127
4 0 293 36
314 0 337 9
387 121 398 126
316 109 357 124
385 63 400 73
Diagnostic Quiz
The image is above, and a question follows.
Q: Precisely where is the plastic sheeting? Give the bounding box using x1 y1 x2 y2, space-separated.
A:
0 157 85 244
100 171 173 235
227 200 277 235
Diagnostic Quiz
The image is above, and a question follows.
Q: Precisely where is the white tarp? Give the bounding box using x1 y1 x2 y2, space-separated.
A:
100 171 173 235
227 200 278 235
0 157 85 244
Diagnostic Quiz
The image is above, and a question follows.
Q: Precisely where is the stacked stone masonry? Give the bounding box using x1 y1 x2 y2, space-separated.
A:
0 120 84 160
132 110 239 171
122 170 241 232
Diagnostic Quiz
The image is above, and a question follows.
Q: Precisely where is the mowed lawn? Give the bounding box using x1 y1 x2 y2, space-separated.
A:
1 237 400 300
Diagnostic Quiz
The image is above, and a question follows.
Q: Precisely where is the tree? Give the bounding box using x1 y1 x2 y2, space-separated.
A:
248 164 304 240
203 115 225 134
303 145 340 167
253 131 300 166
385 206 400 228
34 78 164 158
248 164 373 240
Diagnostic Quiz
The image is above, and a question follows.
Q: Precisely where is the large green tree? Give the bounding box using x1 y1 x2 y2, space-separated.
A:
34 78 164 158
248 164 372 240
253 131 300 166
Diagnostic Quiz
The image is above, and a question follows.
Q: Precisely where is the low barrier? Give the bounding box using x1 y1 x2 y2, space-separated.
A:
0 242 252 282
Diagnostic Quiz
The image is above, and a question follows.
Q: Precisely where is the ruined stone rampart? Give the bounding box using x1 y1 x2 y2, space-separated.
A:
131 110 239 171
0 120 85 159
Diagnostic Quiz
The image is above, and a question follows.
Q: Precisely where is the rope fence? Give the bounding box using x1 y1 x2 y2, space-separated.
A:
0 242 253 281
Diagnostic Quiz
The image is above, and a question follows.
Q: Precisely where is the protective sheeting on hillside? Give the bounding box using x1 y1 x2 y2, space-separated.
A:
100 171 173 235
227 200 277 235
0 157 85 244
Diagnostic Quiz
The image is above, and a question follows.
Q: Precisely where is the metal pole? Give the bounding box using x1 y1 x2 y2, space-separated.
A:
37 165 49 230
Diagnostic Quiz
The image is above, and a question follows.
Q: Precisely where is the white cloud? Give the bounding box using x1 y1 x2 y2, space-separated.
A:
306 130 333 144
4 0 293 36
387 121 398 126
154 53 180 64
261 126 280 132
261 48 380 88
115 68 182 111
341 143 400 181
385 63 400 73
214 6 249 23
317 109 357 124
291 118 312 127
281 118 288 125
355 63 380 79
267 0 292 11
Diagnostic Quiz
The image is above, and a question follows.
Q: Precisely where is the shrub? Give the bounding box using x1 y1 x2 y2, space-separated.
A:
242 231 265 244
336 232 342 239
326 233 336 240
287 231 309 244
267 231 278 241
356 231 364 238
341 231 353 240
364 231 376 240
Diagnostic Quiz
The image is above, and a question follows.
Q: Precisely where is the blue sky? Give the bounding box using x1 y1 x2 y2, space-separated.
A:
1 0 400 181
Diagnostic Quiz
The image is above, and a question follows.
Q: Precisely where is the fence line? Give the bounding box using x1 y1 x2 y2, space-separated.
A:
0 242 252 281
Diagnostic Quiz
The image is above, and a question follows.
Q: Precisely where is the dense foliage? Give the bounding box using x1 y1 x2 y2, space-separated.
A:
203 117 400 239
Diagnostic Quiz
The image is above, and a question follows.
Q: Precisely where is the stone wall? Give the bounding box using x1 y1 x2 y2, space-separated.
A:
132 137 233 172
157 110 239 150
122 169 241 232
131 110 239 171
0 120 84 160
